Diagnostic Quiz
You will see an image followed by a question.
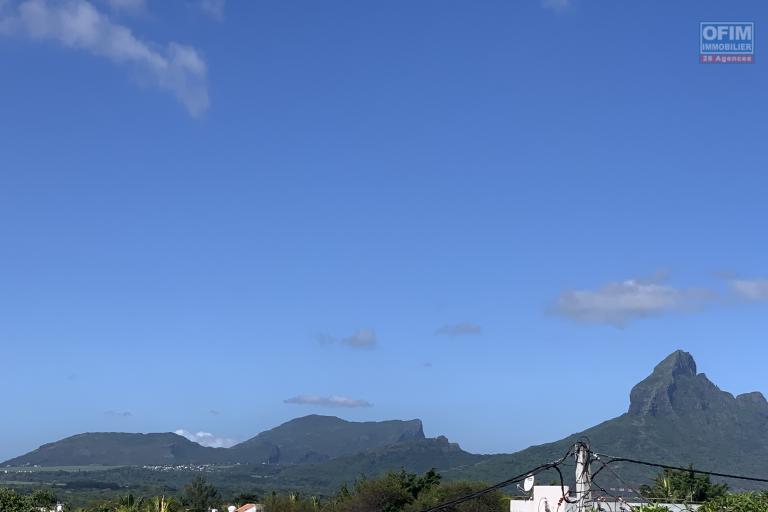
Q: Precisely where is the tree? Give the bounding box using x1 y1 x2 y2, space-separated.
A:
148 496 177 512
262 494 314 512
640 466 728 503
116 493 145 512
409 481 504 512
183 476 221 512
29 490 58 510
391 469 441 500
699 492 768 512
335 475 413 512
326 470 446 512
0 489 29 512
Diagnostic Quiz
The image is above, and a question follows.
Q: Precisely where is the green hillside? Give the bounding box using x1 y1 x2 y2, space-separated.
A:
5 351 768 494
3 415 426 468
271 435 483 491
444 350 768 489
229 414 426 464
1 433 229 467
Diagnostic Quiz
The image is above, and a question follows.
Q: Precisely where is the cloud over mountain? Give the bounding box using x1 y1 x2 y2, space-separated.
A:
174 429 236 448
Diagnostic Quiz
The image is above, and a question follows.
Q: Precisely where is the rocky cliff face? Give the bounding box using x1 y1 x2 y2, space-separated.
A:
628 349 768 421
447 350 768 488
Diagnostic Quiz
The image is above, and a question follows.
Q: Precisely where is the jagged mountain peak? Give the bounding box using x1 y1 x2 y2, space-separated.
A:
629 350 700 416
628 350 709 417
653 349 697 378
627 350 768 422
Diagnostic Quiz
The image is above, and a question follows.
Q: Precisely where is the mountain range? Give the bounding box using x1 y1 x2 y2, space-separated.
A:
5 350 768 489
2 416 425 467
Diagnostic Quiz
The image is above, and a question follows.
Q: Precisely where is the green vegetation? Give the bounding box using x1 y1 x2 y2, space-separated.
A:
232 416 425 465
4 416 425 468
0 488 59 512
700 492 768 512
0 471 504 512
5 351 768 503
261 470 504 512
182 477 220 512
639 466 728 503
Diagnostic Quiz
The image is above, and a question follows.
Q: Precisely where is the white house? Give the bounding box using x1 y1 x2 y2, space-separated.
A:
509 486 701 512
236 503 264 512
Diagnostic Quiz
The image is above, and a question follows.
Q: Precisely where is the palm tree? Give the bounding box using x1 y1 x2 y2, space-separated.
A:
149 496 174 512
117 494 145 512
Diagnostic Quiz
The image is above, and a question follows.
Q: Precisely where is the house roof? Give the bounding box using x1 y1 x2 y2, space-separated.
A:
236 504 256 512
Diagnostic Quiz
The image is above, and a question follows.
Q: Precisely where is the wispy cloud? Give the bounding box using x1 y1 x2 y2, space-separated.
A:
102 0 144 12
728 278 768 301
284 395 373 408
553 275 712 327
342 329 377 349
175 429 236 448
104 410 132 417
316 329 377 349
435 322 482 336
0 0 209 116
541 0 570 11
198 0 224 20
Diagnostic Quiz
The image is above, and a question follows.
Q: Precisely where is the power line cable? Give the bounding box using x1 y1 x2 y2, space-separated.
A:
592 453 720 512
591 454 652 506
419 447 576 512
592 452 768 485
590 477 635 512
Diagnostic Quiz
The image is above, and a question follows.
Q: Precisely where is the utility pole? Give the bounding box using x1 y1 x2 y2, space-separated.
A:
575 441 592 511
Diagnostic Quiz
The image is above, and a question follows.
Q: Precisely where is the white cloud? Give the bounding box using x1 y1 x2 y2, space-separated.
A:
284 395 373 408
198 0 224 20
554 275 711 327
175 429 236 448
0 0 209 116
729 278 768 301
435 322 482 336
342 329 377 349
316 329 378 349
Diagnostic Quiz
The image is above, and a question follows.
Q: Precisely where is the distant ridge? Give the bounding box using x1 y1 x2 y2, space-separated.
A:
6 351 768 489
1 432 228 467
230 414 425 464
3 415 426 467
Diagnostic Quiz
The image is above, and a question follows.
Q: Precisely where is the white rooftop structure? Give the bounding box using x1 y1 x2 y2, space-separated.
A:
510 486 701 512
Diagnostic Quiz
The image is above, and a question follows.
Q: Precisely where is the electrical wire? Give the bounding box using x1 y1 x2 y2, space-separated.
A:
590 477 635 512
592 453 724 512
419 446 576 512
592 452 768 485
422 443 768 512
591 454 651 506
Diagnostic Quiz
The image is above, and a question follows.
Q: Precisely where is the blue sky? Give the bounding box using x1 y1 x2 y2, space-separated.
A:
1 0 767 461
